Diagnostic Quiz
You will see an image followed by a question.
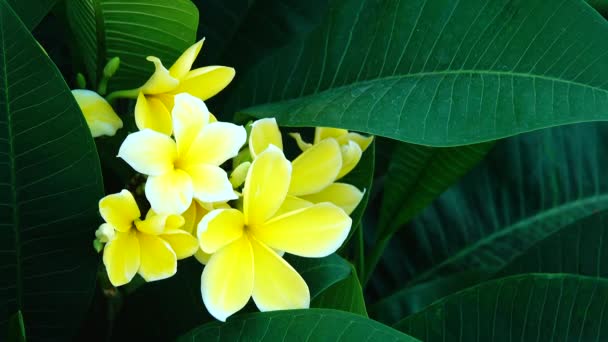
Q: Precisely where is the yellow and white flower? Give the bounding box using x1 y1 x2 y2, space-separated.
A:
134 39 235 135
118 93 246 214
198 145 351 321
248 119 372 214
72 89 123 137
97 190 198 287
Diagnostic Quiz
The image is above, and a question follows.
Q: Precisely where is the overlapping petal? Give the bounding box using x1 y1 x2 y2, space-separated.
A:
185 164 236 203
201 236 254 321
140 57 180 94
169 39 204 79
103 230 140 286
134 93 172 135
118 129 177 176
145 169 193 214
251 202 351 258
300 183 363 215
337 140 362 179
172 66 235 100
243 145 291 226
180 122 246 167
197 209 244 254
161 229 199 259
249 118 283 157
314 127 349 143
250 236 310 312
135 213 184 235
172 93 210 156
137 233 177 281
289 138 342 196
99 189 140 232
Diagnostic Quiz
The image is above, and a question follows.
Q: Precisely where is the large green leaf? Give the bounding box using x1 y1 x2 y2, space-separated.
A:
286 253 351 300
394 274 608 341
7 0 56 30
0 1 103 339
177 309 419 341
65 0 198 89
312 266 367 316
368 122 608 299
231 0 608 146
497 210 608 278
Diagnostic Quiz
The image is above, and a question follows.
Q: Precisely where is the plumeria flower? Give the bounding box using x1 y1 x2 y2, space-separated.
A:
118 93 246 214
133 39 235 135
198 145 352 321
96 190 198 287
179 199 230 265
248 118 372 214
72 89 123 137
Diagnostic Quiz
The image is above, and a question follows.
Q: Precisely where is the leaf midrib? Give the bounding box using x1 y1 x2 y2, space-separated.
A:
407 193 608 286
0 8 21 309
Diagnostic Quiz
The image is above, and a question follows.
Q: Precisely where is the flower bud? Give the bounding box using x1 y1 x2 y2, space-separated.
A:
72 89 123 137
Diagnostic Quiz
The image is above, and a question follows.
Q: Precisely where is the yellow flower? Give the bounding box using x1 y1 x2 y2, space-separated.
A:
249 119 372 214
134 39 235 135
71 89 123 137
97 190 198 286
198 145 351 321
118 93 246 214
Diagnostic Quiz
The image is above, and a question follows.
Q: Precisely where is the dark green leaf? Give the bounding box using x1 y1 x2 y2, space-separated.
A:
0 1 103 340
7 0 56 30
232 0 608 146
368 122 608 299
7 311 25 342
587 0 608 17
369 271 487 326
497 210 608 278
65 0 198 89
178 309 419 341
394 274 608 341
286 253 351 300
312 266 367 316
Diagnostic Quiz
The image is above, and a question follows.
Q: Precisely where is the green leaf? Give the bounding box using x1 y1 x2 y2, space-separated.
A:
312 265 367 316
7 311 25 342
365 141 493 282
7 0 56 30
367 122 608 299
177 309 419 341
587 0 608 17
0 1 103 339
369 271 487 326
394 274 608 341
231 0 608 146
65 0 198 89
496 210 608 278
286 253 351 300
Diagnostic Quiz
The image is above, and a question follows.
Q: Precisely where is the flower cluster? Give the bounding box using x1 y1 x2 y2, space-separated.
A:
77 40 372 321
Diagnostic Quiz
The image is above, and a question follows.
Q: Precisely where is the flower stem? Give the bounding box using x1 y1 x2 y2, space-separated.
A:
106 88 140 104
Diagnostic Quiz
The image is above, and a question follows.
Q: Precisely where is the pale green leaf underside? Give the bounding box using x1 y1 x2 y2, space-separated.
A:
178 309 419 341
233 0 608 146
395 274 608 341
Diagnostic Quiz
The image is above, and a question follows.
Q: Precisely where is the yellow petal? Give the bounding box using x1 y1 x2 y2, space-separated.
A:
172 66 235 100
118 129 177 176
161 229 199 259
250 236 309 312
180 201 198 234
288 132 312 151
180 122 246 168
140 56 180 94
72 89 123 137
341 132 373 152
103 230 140 286
134 93 172 135
195 248 211 264
243 145 291 227
336 140 362 179
145 169 193 215
314 127 349 144
172 93 210 157
251 202 351 257
185 164 237 203
300 183 363 215
169 39 204 80
229 162 251 188
197 209 244 254
273 195 313 217
289 138 342 196
137 233 177 281
99 189 140 232
201 236 253 321
249 118 283 158
135 213 185 235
